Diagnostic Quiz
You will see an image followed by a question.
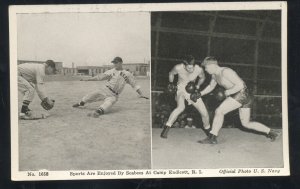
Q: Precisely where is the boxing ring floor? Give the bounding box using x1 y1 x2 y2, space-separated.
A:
152 128 283 169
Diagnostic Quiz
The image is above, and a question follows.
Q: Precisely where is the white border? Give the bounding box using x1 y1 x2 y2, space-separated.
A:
10 2 289 180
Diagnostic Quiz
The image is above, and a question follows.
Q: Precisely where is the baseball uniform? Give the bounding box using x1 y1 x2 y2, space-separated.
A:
18 63 47 102
81 68 140 112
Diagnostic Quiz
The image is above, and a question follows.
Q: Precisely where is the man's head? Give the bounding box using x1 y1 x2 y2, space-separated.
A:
45 60 57 75
111 56 123 70
183 55 195 73
202 56 219 74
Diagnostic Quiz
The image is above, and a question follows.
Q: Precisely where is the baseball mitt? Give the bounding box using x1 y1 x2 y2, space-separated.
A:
41 97 55 110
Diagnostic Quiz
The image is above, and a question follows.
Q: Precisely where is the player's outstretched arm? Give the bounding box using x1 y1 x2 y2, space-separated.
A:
127 73 149 99
80 74 109 81
200 78 217 96
136 88 149 99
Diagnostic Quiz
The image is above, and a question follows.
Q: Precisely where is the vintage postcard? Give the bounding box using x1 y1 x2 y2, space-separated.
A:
10 2 288 180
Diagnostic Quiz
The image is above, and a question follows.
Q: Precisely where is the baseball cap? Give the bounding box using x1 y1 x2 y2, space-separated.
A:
45 60 57 72
111 57 123 64
202 56 218 66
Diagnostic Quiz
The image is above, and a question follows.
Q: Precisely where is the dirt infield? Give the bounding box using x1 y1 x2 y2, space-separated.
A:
18 78 151 171
152 128 283 169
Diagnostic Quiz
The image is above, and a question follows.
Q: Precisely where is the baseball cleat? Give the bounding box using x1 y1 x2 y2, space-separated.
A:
72 103 81 108
19 111 47 120
19 110 32 118
87 110 102 118
72 103 84 108
72 101 85 108
19 112 32 120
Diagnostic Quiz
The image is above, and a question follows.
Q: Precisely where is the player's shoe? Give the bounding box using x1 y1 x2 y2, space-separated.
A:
198 133 217 144
87 111 100 118
72 103 81 108
267 130 278 142
160 125 170 139
203 128 211 136
19 110 33 120
87 108 104 118
72 101 85 108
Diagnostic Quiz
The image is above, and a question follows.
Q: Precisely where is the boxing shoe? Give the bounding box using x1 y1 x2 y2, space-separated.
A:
203 127 211 137
198 133 218 144
160 125 170 139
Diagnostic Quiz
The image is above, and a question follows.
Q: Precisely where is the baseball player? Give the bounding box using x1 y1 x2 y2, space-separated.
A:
72 57 148 117
160 55 210 138
198 57 278 144
18 60 56 119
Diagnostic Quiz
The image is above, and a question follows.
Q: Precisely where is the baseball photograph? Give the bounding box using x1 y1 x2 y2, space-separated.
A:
151 10 288 170
11 9 151 173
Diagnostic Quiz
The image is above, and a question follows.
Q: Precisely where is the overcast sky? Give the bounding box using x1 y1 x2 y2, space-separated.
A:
17 12 150 67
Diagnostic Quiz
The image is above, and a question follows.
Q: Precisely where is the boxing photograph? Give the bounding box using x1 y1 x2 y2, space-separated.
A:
10 7 151 178
151 10 288 170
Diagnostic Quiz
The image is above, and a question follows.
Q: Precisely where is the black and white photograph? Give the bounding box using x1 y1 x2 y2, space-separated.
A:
151 9 288 171
9 2 288 180
10 8 151 176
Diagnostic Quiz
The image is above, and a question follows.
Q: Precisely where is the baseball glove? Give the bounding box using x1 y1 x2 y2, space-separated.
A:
41 97 55 110
190 91 201 103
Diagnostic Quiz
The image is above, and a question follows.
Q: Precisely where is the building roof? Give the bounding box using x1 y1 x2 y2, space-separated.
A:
76 63 149 69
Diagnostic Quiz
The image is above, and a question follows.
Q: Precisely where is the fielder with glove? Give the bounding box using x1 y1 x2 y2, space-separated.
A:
18 60 56 120
160 55 211 139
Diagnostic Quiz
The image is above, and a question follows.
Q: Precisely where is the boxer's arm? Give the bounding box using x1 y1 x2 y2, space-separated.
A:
200 78 217 96
196 68 205 89
169 65 178 83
